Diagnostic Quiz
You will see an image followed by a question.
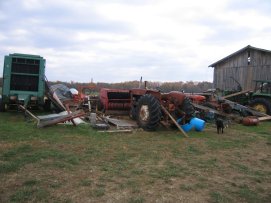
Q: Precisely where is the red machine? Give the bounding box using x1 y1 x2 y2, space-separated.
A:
99 88 131 111
98 88 203 131
184 93 206 104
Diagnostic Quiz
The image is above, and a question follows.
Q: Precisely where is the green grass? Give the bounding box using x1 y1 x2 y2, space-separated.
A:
10 187 49 202
10 180 50 202
0 144 80 174
80 179 92 187
149 161 187 181
186 145 202 155
210 191 231 203
206 136 256 150
128 196 145 203
90 188 105 197
233 184 262 203
0 112 271 202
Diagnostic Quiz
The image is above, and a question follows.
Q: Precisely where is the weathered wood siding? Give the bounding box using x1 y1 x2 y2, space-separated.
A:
214 49 271 90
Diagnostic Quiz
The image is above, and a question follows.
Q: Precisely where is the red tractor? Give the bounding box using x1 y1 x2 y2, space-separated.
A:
99 88 205 131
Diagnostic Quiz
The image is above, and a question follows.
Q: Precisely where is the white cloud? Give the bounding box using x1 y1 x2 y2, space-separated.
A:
0 0 270 83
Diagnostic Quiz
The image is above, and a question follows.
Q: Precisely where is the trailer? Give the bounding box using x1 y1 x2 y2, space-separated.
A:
0 53 48 111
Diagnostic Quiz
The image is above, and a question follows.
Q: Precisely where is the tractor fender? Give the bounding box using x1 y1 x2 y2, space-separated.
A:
130 88 161 100
161 91 186 105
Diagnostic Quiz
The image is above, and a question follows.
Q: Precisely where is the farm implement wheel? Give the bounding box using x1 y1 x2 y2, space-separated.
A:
136 94 161 131
0 98 6 112
249 98 271 115
129 106 137 120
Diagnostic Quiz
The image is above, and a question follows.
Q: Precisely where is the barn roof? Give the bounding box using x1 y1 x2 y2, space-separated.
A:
208 45 271 67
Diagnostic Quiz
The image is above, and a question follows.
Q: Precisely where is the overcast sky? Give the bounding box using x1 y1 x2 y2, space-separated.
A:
0 0 270 83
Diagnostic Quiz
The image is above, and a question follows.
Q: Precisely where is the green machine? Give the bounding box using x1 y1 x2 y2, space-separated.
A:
0 53 47 111
249 80 271 115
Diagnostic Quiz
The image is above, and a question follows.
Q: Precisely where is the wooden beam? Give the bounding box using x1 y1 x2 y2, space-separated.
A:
221 89 252 99
98 129 132 133
258 116 271 121
37 110 86 128
18 105 40 122
64 103 76 126
192 103 243 122
192 103 227 117
160 105 189 138
223 98 269 117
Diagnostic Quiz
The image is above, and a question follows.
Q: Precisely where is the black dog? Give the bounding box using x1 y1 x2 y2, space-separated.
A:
215 118 225 134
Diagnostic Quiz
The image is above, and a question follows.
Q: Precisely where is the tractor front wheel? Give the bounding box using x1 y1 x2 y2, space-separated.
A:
249 98 271 115
136 94 161 131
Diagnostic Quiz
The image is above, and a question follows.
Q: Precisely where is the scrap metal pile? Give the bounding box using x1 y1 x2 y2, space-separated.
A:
189 80 271 125
21 81 271 137
2 53 270 136
16 82 204 136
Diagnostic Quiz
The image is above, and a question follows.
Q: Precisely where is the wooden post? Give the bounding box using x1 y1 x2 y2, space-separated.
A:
64 102 76 126
87 95 91 112
18 105 40 122
160 105 189 138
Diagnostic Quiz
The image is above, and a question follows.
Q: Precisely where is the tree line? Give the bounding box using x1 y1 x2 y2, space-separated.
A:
0 77 213 93
50 80 213 93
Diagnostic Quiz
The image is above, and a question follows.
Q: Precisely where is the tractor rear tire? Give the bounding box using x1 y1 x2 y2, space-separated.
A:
136 94 161 131
249 98 271 115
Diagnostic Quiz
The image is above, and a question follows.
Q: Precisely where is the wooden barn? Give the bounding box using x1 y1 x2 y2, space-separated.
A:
209 45 271 91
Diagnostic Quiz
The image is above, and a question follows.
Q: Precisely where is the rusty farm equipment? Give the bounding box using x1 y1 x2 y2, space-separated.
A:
98 88 205 133
0 53 49 111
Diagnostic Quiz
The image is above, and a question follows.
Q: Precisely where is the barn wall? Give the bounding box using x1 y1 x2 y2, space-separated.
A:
213 49 271 90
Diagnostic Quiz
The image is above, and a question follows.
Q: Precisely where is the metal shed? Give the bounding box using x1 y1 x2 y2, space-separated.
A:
209 45 271 90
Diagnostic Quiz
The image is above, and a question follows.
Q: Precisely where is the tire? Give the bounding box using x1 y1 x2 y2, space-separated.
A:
129 106 137 120
0 98 6 112
181 97 195 117
172 97 195 124
249 98 271 115
136 94 161 131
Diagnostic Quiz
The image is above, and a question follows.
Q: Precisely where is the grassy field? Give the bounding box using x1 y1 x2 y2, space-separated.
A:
0 112 271 203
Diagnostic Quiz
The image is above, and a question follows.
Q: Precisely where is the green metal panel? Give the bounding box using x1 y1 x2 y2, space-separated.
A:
1 53 46 107
2 56 11 102
252 93 271 99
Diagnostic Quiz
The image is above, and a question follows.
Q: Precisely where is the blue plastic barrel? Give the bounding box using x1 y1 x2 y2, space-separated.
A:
190 117 205 131
181 123 194 132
